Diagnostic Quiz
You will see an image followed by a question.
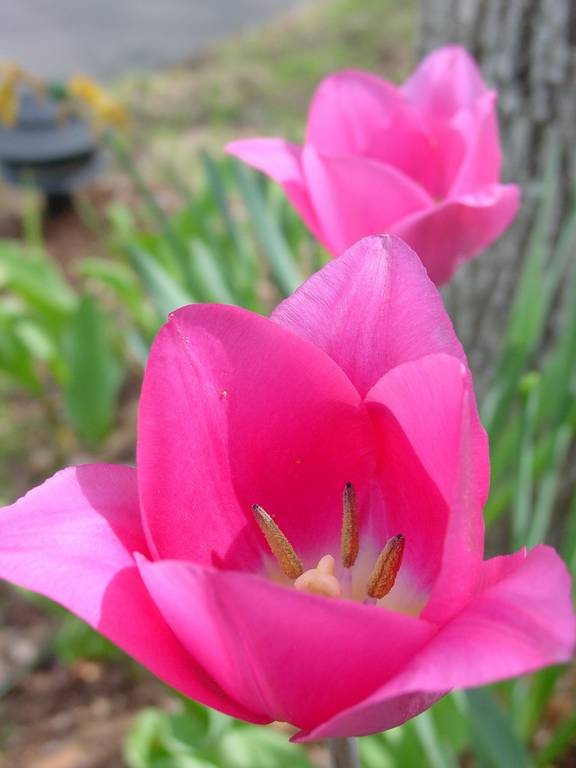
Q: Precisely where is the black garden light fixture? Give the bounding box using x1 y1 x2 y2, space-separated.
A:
0 66 127 213
0 87 103 211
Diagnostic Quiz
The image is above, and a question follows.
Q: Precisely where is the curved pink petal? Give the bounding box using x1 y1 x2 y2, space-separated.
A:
366 355 489 620
299 545 575 740
392 184 521 284
138 556 436 731
0 465 261 723
302 146 433 255
225 138 320 236
272 235 464 398
450 92 502 195
138 304 377 568
403 45 489 120
305 69 402 155
364 103 466 199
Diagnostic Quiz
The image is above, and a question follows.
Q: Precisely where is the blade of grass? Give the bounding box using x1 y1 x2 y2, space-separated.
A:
190 239 235 304
106 134 196 292
526 422 571 548
127 245 196 321
232 160 302 296
465 689 534 768
413 711 458 768
62 294 123 447
512 375 540 549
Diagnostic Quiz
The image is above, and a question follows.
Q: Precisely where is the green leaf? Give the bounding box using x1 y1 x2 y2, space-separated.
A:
62 294 123 447
465 688 534 768
0 241 76 321
128 245 196 320
514 667 563 741
232 161 302 296
190 239 235 304
0 312 42 392
512 375 540 548
413 709 458 768
55 615 123 663
124 708 172 768
218 727 311 768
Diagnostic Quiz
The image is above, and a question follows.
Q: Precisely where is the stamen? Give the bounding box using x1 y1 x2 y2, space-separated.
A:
252 504 304 579
341 482 359 568
295 554 342 599
366 534 405 599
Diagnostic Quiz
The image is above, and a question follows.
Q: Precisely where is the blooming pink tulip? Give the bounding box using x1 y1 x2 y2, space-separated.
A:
227 46 520 285
0 236 571 740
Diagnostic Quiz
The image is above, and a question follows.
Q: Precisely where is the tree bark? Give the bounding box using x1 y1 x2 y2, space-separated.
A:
418 0 576 388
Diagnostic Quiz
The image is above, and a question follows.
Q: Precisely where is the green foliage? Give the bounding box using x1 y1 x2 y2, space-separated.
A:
62 294 123 447
54 614 124 664
124 700 312 768
96 147 323 336
0 228 125 450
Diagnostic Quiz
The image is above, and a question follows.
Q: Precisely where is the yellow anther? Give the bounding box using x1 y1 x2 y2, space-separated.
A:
341 482 359 568
366 534 405 599
294 554 342 599
252 504 303 580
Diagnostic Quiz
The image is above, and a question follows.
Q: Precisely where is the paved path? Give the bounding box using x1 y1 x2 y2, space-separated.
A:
0 0 304 81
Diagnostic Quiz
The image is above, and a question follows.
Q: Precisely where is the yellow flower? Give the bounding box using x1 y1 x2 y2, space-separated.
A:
0 62 23 127
68 74 129 131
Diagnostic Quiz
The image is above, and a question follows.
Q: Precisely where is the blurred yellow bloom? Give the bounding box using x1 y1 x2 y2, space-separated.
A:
68 74 129 131
0 62 23 127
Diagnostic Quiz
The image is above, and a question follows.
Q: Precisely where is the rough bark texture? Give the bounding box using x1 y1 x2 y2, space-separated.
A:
418 0 576 388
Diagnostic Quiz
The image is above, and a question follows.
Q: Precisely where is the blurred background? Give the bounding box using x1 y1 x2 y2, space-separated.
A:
0 1 574 766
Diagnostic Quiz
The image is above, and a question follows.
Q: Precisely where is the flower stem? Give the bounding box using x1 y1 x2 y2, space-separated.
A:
328 737 361 768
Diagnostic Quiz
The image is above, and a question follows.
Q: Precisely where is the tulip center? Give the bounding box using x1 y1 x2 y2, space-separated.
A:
252 483 405 604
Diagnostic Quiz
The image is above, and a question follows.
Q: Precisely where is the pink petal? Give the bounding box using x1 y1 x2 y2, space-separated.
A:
305 69 402 155
366 355 489 620
299 545 575 740
225 138 320 236
272 235 464 398
302 145 433 255
365 103 466 199
403 45 489 120
0 465 261 722
392 184 521 284
138 556 436 731
449 92 502 195
138 304 377 568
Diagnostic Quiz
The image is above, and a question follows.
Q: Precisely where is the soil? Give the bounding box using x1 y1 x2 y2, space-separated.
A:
0 585 170 768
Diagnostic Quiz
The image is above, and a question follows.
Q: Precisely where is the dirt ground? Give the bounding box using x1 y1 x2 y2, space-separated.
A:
0 584 170 768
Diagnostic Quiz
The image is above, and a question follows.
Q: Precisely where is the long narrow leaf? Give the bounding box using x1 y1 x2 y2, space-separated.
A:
232 161 302 296
466 688 534 768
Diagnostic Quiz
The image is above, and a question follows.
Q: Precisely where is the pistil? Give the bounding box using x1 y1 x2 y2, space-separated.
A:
294 554 342 598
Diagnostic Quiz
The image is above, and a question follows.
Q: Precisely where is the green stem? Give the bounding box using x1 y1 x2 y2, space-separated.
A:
328 738 361 768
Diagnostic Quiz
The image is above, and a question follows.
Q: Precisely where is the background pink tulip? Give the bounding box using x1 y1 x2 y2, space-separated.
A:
227 46 521 285
0 236 572 740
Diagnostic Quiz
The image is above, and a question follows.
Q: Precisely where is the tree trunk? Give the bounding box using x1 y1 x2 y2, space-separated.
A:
418 0 576 388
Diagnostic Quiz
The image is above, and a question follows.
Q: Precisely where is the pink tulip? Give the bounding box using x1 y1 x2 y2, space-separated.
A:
227 46 520 285
0 236 571 740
